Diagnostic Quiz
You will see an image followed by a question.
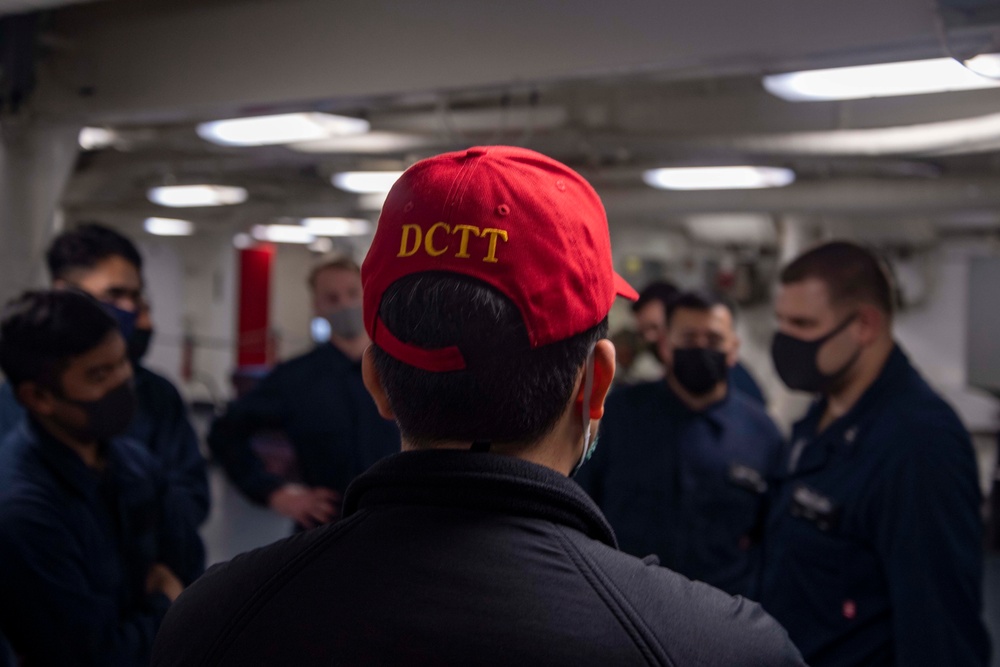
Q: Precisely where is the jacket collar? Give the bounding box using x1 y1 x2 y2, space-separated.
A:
23 418 105 501
343 449 618 548
658 380 732 431
788 344 912 475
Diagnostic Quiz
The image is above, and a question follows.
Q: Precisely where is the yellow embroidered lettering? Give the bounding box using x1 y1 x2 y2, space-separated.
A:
480 228 509 263
452 225 481 258
398 224 422 258
425 222 451 257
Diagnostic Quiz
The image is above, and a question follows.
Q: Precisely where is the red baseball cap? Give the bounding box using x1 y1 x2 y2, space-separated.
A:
362 145 638 372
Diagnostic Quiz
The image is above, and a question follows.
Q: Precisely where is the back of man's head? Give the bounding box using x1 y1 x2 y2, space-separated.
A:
0 290 118 392
362 146 636 449
780 241 894 318
633 280 679 315
46 223 143 282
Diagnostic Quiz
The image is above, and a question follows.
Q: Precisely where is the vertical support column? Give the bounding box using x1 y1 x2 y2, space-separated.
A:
236 244 274 368
776 214 816 265
0 120 80 305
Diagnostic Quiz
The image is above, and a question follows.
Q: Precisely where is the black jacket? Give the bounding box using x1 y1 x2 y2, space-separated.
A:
208 344 400 505
153 450 804 666
0 420 184 666
0 365 209 581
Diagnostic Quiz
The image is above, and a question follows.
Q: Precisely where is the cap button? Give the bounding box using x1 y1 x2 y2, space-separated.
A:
466 148 487 157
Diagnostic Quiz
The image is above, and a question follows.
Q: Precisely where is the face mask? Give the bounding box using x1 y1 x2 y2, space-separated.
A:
102 303 138 343
56 380 138 442
771 314 860 393
128 329 154 363
672 347 729 396
324 305 365 340
572 345 599 477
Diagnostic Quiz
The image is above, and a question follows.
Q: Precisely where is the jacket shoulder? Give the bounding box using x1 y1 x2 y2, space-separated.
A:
563 529 805 666
152 518 354 666
135 366 185 401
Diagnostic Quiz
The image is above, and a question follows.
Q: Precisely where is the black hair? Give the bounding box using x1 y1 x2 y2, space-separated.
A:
371 273 608 448
46 223 143 281
781 241 894 316
666 290 738 326
0 290 118 391
632 280 679 314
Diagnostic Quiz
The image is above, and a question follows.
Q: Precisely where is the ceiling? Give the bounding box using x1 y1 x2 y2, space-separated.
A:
22 0 1000 250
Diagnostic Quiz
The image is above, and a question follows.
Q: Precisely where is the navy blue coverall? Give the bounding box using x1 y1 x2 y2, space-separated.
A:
208 343 400 508
0 365 209 580
0 420 196 666
732 361 767 405
758 346 990 667
576 380 783 596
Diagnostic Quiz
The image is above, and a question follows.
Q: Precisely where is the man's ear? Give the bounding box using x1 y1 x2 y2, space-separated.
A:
16 381 57 417
361 346 396 420
575 339 616 420
855 304 884 346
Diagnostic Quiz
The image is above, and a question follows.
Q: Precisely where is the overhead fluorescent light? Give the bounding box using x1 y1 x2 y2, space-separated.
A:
148 185 248 208
357 192 390 212
685 214 776 245
643 166 795 190
301 217 372 237
964 53 1000 79
331 171 404 194
78 127 117 151
716 111 1000 157
764 57 1000 102
144 217 195 236
251 224 315 244
232 233 254 249
197 112 370 147
289 131 431 154
309 238 335 254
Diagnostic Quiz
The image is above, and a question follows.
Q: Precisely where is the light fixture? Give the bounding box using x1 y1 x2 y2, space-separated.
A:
289 131 431 154
301 217 372 237
643 166 796 190
763 57 1000 102
357 192 390 212
308 238 335 254
232 233 254 249
78 127 117 151
964 53 1000 79
197 112 370 147
685 214 777 245
331 171 404 194
251 224 315 244
144 217 195 236
148 185 248 208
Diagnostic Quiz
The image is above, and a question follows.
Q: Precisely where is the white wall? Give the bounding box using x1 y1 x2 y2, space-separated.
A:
177 236 238 406
136 240 185 387
271 244 317 362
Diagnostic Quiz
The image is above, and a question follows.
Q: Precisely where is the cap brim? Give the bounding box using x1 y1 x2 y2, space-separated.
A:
613 272 639 301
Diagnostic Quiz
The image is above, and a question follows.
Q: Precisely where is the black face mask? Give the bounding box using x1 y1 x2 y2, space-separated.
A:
672 347 729 396
56 380 138 443
128 329 154 363
771 314 860 393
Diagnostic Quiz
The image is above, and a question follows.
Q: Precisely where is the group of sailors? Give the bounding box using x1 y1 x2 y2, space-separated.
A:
0 145 991 666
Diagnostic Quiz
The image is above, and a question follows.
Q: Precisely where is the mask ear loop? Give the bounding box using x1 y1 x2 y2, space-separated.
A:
572 345 597 476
